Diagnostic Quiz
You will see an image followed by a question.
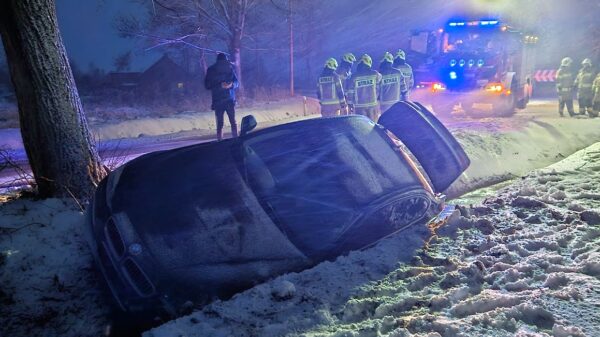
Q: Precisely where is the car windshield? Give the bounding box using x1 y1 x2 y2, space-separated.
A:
242 117 422 256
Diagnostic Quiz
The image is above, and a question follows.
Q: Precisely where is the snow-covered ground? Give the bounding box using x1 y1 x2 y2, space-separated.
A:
145 143 600 337
0 97 320 150
445 103 600 197
0 198 112 337
2 102 600 336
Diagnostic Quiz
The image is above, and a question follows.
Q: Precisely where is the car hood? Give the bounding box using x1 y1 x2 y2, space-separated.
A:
107 141 307 270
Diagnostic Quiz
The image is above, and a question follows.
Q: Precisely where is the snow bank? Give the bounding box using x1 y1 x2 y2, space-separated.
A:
145 142 600 337
0 198 111 337
0 97 320 149
446 114 600 197
93 97 320 140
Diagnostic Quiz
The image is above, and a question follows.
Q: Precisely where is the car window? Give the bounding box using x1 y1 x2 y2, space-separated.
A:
242 117 423 257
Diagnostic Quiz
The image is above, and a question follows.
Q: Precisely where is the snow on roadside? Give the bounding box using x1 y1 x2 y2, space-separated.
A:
447 114 600 197
0 198 111 337
145 143 600 337
0 97 321 149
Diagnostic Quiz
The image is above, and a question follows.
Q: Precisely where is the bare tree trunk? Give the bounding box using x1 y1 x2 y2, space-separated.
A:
288 0 294 96
230 31 243 94
0 0 107 200
200 50 208 75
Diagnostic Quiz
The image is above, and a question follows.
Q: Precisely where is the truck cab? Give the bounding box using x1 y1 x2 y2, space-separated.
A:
410 19 538 116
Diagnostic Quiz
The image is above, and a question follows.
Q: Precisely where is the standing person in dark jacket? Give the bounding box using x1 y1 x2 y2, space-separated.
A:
204 53 239 141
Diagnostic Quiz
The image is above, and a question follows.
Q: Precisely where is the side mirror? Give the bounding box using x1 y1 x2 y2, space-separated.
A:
240 115 257 136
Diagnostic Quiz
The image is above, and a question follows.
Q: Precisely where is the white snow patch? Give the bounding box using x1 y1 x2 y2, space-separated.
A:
0 198 111 337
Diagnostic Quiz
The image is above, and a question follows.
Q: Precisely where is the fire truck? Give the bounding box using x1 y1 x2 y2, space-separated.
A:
409 19 538 117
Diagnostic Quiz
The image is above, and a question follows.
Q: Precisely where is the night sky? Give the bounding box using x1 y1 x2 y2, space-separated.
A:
56 0 159 72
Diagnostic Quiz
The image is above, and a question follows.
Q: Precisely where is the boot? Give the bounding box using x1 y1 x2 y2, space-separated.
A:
217 129 223 141
231 124 238 138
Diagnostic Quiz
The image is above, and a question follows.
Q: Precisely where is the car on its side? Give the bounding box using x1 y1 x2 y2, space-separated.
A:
85 101 470 314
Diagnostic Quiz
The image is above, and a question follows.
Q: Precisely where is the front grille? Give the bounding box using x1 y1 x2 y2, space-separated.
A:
97 243 128 310
122 258 155 297
98 242 114 270
105 217 125 257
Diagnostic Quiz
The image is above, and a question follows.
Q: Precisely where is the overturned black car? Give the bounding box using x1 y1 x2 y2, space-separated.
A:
85 102 470 314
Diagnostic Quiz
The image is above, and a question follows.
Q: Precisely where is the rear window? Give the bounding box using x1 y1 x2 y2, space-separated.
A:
242 117 423 256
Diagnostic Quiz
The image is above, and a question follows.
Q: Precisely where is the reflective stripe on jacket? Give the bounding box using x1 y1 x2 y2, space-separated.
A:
393 62 414 93
353 75 380 107
379 71 403 105
576 70 594 90
350 65 381 108
556 67 575 91
592 75 600 103
317 70 345 106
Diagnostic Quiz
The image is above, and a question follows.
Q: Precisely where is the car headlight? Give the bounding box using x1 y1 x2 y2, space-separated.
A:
106 164 126 204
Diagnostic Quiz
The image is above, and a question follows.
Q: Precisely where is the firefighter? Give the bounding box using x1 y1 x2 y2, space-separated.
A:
317 58 347 117
575 58 595 116
393 49 414 101
556 57 576 117
593 71 600 117
350 54 382 121
378 52 404 114
336 53 356 114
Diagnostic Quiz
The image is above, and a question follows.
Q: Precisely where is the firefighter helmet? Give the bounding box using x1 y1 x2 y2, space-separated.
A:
325 58 338 70
381 52 394 64
582 58 592 66
359 54 373 68
396 49 406 61
342 53 357 64
561 57 573 67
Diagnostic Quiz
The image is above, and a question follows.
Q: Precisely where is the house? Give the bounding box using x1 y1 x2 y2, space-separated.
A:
105 55 202 97
105 72 140 89
138 54 191 94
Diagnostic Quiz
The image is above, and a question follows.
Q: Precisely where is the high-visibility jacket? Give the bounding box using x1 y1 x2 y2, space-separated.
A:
336 62 352 92
556 66 575 93
317 68 346 107
575 68 595 97
393 60 414 95
350 64 382 108
593 74 600 104
379 63 404 106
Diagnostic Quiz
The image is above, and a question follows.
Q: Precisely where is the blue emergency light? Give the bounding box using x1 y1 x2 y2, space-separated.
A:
447 20 499 28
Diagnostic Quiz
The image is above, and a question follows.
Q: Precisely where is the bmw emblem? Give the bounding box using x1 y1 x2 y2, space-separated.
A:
129 243 143 256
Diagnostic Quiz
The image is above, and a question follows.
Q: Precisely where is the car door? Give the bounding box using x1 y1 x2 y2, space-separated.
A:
377 101 470 193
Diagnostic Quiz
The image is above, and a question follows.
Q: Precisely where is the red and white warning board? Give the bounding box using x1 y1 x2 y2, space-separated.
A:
534 69 557 82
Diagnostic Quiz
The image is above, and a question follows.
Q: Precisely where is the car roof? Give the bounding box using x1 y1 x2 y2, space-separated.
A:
244 115 374 140
120 115 375 174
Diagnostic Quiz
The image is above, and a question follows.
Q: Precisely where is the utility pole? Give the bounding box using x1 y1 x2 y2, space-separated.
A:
289 0 294 96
